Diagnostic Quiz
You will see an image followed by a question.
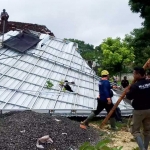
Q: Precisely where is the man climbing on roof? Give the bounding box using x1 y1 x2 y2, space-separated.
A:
81 70 117 130
126 67 150 150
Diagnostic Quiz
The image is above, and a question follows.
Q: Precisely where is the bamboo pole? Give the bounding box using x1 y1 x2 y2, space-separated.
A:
100 58 150 128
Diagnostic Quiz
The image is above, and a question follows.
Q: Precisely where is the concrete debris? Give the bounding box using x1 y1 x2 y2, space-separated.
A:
36 135 53 149
62 133 67 135
54 118 61 122
20 130 25 133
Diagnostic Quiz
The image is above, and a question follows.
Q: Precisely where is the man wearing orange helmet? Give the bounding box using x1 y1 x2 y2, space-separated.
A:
81 70 116 130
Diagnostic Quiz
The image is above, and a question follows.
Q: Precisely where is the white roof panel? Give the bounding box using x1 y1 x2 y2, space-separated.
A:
0 31 133 116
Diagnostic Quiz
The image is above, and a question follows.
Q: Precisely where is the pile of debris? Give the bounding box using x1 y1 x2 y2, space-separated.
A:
0 111 100 150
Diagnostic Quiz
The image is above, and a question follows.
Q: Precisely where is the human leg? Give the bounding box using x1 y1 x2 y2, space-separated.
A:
142 109 150 150
81 100 104 126
131 110 145 150
105 103 116 129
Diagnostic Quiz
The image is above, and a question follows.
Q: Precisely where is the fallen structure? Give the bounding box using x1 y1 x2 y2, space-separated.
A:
0 29 133 116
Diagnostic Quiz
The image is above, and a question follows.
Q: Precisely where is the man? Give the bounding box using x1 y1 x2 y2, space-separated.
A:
121 76 129 88
81 70 116 130
64 80 73 92
1 9 9 20
1 9 9 33
126 67 150 150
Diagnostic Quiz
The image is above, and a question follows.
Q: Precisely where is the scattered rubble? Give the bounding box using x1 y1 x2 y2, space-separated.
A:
36 135 53 149
0 111 100 150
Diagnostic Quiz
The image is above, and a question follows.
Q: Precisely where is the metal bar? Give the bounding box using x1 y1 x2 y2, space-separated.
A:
0 84 97 100
0 55 43 89
1 41 53 109
0 49 97 81
0 37 98 110
0 73 42 87
0 70 95 92
0 55 23 80
42 42 81 60
29 41 67 109
0 100 29 109
0 58 94 84
0 54 23 61
33 47 91 71
72 60 84 110
53 44 77 109
26 52 97 78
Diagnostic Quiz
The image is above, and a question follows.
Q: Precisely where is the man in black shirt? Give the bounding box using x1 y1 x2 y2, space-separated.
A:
126 67 150 150
121 76 129 88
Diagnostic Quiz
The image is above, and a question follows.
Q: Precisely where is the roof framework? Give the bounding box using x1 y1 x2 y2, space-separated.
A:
0 31 133 116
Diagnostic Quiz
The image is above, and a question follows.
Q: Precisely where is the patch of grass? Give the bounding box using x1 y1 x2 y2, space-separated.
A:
79 139 123 150
91 118 129 131
115 121 127 130
91 118 103 125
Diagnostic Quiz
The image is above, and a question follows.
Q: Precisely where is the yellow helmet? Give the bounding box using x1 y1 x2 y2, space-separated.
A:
101 70 109 76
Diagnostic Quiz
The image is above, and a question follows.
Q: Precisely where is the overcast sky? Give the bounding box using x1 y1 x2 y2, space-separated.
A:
0 0 143 46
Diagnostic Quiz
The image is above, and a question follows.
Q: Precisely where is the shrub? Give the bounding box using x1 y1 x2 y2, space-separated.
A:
79 139 123 150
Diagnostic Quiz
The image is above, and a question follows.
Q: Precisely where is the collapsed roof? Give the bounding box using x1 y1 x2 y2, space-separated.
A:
0 30 133 116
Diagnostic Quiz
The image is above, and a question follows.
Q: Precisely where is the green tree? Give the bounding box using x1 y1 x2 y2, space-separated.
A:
129 0 150 28
128 1 150 67
100 37 135 76
125 28 150 66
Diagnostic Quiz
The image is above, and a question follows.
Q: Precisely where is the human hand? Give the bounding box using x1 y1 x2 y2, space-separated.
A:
107 98 111 104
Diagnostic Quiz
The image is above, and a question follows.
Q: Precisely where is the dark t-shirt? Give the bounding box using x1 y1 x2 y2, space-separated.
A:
121 80 129 88
126 78 150 110
99 79 111 101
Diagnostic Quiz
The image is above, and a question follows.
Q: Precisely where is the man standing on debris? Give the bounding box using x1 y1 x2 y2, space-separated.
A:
81 70 116 130
1 9 9 20
121 76 129 88
126 67 150 150
0 9 9 33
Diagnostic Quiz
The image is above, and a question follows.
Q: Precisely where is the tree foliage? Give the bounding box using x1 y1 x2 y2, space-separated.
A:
129 0 150 28
128 0 150 66
125 28 150 66
100 37 135 74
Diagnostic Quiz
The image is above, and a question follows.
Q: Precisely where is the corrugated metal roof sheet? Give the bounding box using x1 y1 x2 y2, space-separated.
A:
0 30 133 116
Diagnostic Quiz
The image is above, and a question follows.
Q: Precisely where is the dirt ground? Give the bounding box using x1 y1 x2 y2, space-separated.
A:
90 121 150 150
